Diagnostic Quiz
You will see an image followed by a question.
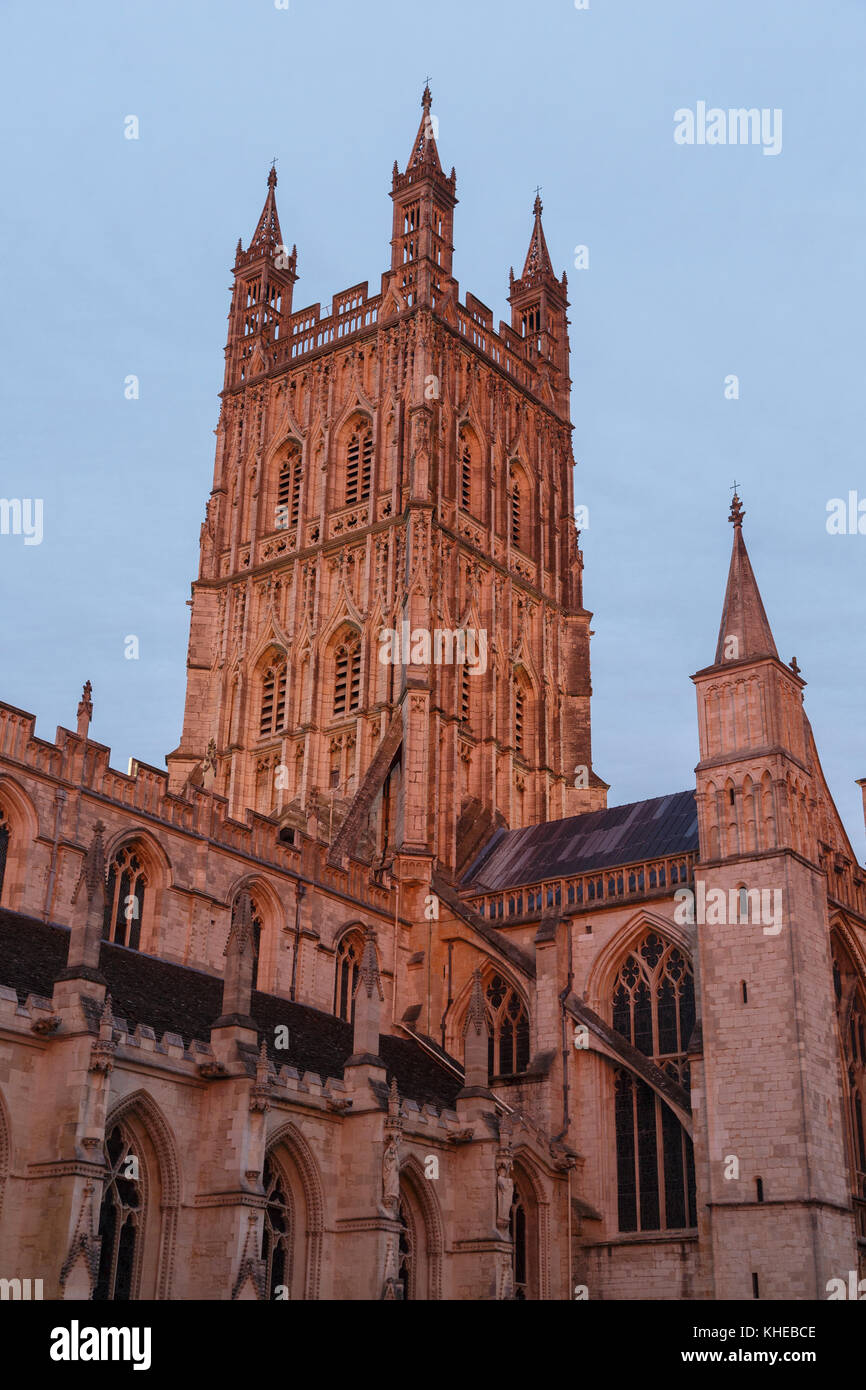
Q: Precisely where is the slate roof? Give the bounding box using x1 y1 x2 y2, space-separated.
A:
0 909 463 1110
461 790 699 892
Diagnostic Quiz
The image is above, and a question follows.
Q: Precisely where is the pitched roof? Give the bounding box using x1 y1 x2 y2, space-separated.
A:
0 909 462 1110
461 791 699 892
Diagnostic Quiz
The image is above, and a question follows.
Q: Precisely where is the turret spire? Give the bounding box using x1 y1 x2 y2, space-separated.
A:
714 492 779 665
407 82 442 172
236 167 285 269
520 190 555 280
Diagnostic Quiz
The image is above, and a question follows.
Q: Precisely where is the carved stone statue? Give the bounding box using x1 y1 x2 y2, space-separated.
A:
496 1157 514 1230
382 1136 400 1212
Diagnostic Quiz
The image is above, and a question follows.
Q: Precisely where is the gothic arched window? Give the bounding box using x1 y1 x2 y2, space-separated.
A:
93 1125 142 1301
832 940 866 1241
232 891 263 991
345 421 373 505
260 658 287 737
276 443 302 530
261 1154 293 1299
0 806 9 904
611 932 697 1233
334 932 363 1021
102 844 147 951
485 974 531 1077
333 635 361 718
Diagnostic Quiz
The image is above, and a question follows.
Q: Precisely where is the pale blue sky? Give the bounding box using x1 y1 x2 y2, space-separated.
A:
1 0 864 853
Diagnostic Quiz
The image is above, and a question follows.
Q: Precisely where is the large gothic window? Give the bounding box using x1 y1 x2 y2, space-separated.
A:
611 932 697 1232
333 635 361 718
334 931 363 1021
345 421 373 505
485 974 531 1077
103 844 146 951
833 940 866 1247
93 1126 142 1301
260 658 287 737
261 1155 293 1298
0 806 8 903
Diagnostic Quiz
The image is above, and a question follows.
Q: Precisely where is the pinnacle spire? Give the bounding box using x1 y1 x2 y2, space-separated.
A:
237 167 284 267
406 83 442 173
714 493 779 665
520 190 555 280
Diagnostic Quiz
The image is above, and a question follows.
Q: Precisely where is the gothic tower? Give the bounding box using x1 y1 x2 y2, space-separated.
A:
689 494 858 1298
167 90 606 886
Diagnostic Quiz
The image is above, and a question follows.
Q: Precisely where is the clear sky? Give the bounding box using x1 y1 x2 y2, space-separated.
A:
1 0 864 855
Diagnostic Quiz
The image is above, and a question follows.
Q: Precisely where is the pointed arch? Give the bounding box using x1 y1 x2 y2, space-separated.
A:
510 1149 551 1301
272 436 304 532
340 411 374 506
328 623 363 721
254 643 288 740
831 929 866 1246
585 908 694 1012
509 460 531 551
333 923 366 1021
265 1120 325 1300
512 665 534 761
0 1086 10 1225
605 926 697 1234
0 775 39 910
103 1090 181 1300
398 1153 445 1300
226 875 284 994
101 832 169 953
450 963 531 1079
457 419 483 519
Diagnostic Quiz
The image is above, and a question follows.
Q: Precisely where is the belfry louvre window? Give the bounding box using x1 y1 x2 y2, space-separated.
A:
345 423 373 504
612 932 697 1233
510 479 523 548
333 637 361 718
277 446 302 528
261 1155 293 1298
260 661 287 736
103 844 146 951
485 974 531 1076
514 685 526 754
93 1126 141 1301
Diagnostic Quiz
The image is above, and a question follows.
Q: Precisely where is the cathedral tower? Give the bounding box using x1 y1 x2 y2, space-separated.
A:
689 495 857 1298
167 91 606 881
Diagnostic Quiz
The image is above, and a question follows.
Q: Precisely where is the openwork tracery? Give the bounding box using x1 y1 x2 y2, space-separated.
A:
611 931 697 1232
485 973 530 1077
832 937 866 1245
261 1153 294 1298
103 843 147 950
93 1125 142 1301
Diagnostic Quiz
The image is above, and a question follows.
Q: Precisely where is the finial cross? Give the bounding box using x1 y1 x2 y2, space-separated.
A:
730 479 741 495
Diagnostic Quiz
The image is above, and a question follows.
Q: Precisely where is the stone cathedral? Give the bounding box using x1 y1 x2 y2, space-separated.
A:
0 91 864 1301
